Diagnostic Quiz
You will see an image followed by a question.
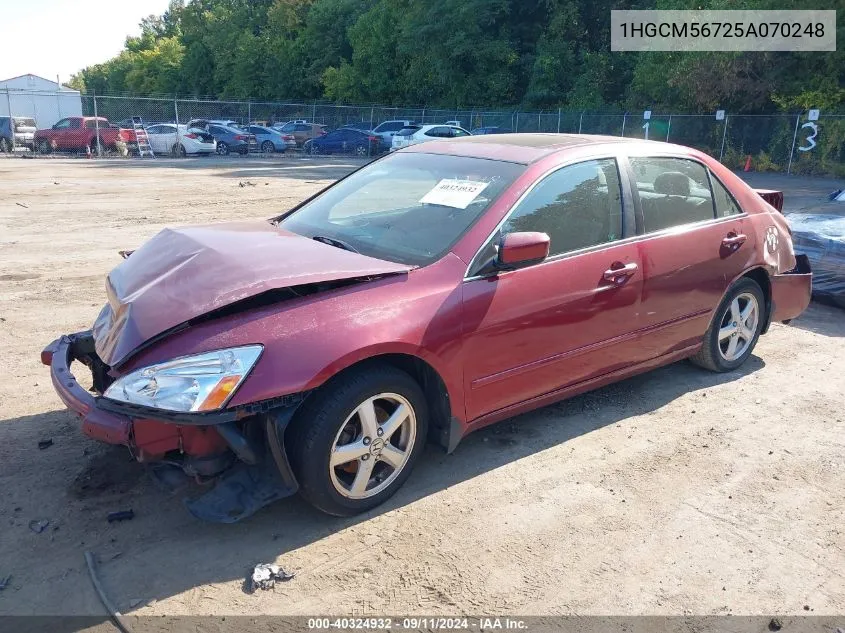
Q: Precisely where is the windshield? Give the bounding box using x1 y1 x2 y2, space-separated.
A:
278 152 525 267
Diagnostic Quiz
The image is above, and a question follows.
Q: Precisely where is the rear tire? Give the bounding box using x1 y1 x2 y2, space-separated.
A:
261 140 275 153
691 278 765 372
286 364 429 516
0 137 10 153
171 143 187 157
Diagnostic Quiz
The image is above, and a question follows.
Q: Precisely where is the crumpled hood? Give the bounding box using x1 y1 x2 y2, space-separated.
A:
93 221 412 367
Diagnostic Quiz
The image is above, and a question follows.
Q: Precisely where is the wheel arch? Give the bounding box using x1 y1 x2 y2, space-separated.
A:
300 351 461 453
736 266 773 334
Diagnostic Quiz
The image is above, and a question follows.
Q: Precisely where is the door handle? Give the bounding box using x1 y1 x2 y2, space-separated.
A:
722 233 747 248
603 262 638 284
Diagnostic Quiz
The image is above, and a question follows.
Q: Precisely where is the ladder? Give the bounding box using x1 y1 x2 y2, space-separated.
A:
132 116 155 158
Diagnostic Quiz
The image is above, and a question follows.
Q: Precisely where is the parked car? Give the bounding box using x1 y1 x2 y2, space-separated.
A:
34 116 121 154
471 126 512 135
144 124 216 156
41 134 811 522
370 119 416 149
391 124 471 151
187 119 241 131
0 116 36 152
247 125 295 153
303 128 382 156
272 121 327 146
205 124 258 155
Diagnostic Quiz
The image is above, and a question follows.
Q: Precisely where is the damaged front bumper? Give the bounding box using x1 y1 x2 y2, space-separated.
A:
41 331 304 522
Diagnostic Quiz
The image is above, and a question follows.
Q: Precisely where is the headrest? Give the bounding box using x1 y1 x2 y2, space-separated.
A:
654 172 690 196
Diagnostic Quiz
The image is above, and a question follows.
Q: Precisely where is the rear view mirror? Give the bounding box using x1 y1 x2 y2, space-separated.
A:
496 232 550 270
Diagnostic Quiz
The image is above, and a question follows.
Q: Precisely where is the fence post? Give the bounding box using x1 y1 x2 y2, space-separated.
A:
312 100 317 122
174 96 182 158
247 101 251 125
719 114 729 162
370 106 374 128
93 91 101 156
578 112 583 133
665 114 672 142
515 111 519 133
5 88 13 152
621 112 627 137
787 113 801 175
557 108 561 133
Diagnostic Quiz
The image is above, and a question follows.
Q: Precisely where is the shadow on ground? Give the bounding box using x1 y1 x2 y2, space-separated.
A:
0 354 764 612
787 301 845 338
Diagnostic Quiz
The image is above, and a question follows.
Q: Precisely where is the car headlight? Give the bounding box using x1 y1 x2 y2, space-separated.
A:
103 345 262 413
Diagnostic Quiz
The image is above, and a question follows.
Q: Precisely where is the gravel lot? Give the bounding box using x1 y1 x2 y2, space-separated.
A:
0 157 843 622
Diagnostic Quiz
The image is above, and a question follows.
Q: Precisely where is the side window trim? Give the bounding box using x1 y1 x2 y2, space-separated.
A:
625 154 724 237
465 154 632 279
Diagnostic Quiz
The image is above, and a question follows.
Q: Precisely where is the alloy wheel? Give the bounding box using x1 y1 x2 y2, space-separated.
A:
718 292 759 362
328 393 416 500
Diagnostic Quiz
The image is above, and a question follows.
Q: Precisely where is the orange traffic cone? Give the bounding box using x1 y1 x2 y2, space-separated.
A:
743 155 752 172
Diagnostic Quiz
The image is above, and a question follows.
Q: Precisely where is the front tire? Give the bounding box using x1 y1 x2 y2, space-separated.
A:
286 364 429 516
37 139 52 154
691 278 765 372
0 137 10 153
216 142 229 156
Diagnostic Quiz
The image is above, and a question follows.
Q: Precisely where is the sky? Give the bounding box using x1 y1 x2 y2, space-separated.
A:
0 0 173 84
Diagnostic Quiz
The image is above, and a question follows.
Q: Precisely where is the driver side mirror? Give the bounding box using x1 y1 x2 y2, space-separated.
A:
496 232 550 270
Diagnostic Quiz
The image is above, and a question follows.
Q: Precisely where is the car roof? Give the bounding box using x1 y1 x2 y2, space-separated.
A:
401 132 662 164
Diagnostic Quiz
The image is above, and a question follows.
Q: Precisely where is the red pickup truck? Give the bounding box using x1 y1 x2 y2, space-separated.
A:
34 116 121 154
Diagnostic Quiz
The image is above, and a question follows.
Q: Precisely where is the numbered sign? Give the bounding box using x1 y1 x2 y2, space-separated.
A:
643 110 652 120
808 109 820 121
798 122 818 152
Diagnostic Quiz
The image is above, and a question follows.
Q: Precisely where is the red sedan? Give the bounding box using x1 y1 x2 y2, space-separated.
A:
42 134 812 521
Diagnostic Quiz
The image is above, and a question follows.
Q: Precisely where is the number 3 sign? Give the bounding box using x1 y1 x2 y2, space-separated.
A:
798 122 818 152
798 109 819 153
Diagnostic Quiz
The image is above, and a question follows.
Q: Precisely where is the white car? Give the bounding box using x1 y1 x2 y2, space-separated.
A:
391 124 471 151
145 124 217 156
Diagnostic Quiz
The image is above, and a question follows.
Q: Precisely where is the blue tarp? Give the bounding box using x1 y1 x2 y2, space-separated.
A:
788 211 845 308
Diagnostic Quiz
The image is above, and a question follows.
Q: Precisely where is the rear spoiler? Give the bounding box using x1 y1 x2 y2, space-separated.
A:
754 189 784 213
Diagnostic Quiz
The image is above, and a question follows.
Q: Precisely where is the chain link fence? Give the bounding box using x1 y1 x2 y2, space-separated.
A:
1 89 843 176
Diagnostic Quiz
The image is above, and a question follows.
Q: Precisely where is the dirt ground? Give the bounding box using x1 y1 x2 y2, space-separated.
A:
1 156 844 622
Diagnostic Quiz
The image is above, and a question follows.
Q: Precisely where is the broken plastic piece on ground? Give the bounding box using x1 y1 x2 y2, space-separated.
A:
118 250 134 259
0 575 10 590
37 439 53 450
249 563 295 592
107 510 135 523
184 461 297 523
28 519 50 533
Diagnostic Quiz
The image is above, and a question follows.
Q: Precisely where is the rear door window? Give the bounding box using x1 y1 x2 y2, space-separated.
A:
710 175 742 217
629 157 715 233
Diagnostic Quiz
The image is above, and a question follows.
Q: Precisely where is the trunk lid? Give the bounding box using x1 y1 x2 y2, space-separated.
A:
93 221 412 367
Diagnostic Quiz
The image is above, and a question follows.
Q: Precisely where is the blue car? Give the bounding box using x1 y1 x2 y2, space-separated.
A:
304 128 382 156
247 125 295 153
206 124 259 155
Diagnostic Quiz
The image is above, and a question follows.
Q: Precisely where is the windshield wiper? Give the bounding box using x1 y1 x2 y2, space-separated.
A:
312 235 360 254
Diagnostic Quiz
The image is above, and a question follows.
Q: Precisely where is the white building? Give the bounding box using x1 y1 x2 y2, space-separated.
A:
0 74 83 129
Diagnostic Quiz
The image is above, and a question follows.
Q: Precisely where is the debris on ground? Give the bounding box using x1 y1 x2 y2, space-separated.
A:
15 202 29 208
37 439 53 450
0 575 10 591
248 563 295 592
107 510 135 523
768 618 783 631
238 181 257 188
28 519 50 533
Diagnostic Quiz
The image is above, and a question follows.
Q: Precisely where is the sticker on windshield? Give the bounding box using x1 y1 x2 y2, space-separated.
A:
419 179 490 209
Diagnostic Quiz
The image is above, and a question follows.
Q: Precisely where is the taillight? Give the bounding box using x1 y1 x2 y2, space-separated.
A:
185 133 198 139
234 134 247 141
368 136 378 142
283 135 294 141
320 130 327 135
